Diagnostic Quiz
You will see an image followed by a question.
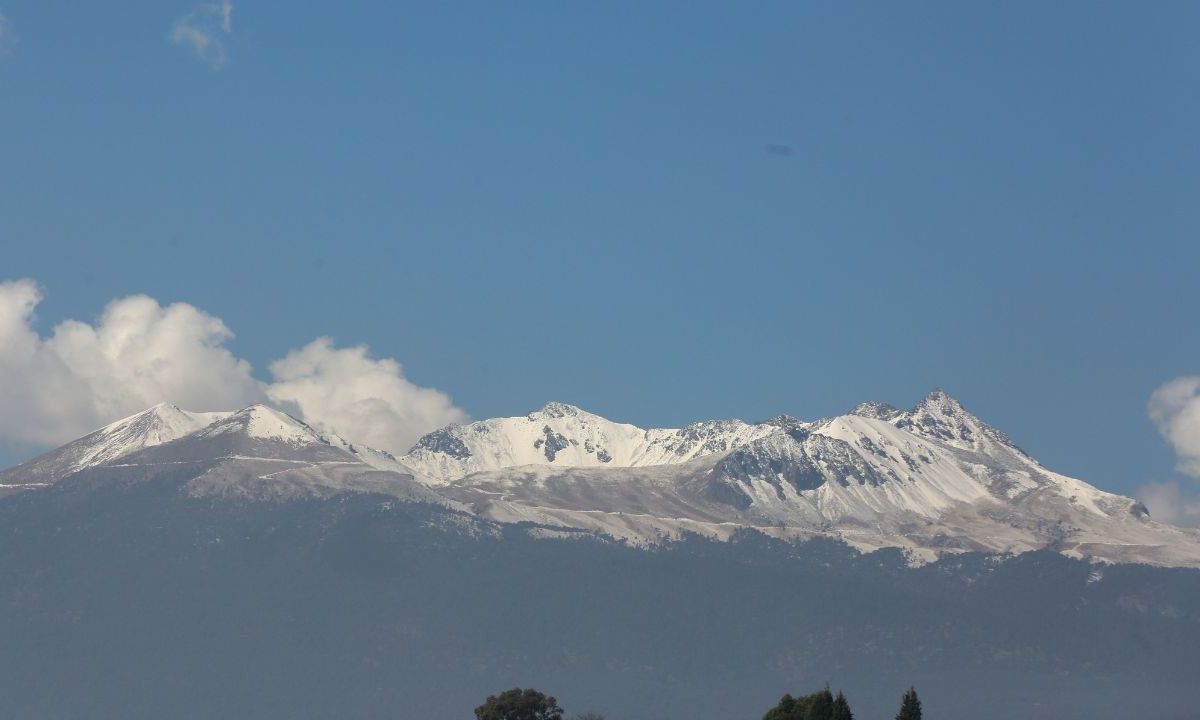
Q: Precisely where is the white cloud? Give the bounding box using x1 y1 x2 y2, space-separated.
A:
268 338 468 456
170 0 233 69
0 10 14 53
0 280 262 444
1137 481 1200 529
1135 377 1200 528
0 280 466 456
1149 376 1200 479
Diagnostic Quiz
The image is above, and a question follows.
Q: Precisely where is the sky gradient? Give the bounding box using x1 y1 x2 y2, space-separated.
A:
1 2 1197 500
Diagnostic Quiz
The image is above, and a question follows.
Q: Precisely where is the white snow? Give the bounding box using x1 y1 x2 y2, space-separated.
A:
433 392 1200 568
56 403 230 476
401 402 777 485
199 405 318 443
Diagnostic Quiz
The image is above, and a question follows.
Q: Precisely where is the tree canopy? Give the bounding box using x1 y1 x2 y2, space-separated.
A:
895 687 922 720
474 688 565 720
762 686 853 720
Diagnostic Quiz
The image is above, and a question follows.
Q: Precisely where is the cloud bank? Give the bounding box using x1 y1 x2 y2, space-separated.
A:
0 279 466 456
1139 376 1200 527
170 0 233 69
267 339 469 455
1149 377 1200 479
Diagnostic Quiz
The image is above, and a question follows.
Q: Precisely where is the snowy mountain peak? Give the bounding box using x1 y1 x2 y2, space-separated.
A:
763 414 805 427
848 401 902 422
95 402 231 454
892 389 1020 455
529 401 588 420
102 401 214 432
198 405 323 444
915 387 965 414
442 397 1200 567
0 402 231 487
759 415 813 441
401 405 778 485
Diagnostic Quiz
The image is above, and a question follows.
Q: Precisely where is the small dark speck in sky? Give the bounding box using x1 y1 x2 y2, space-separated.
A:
765 144 794 156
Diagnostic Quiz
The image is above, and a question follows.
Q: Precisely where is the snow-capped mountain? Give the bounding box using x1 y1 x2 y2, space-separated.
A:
0 402 414 493
0 403 230 491
400 401 778 484
81 404 446 505
433 390 1200 567
0 403 440 504
3 390 1199 567
3 393 1197 720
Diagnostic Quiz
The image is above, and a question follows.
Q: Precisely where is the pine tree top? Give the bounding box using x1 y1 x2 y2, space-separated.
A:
895 687 922 720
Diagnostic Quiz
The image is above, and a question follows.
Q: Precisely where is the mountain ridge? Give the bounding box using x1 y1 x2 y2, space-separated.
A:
3 389 1197 567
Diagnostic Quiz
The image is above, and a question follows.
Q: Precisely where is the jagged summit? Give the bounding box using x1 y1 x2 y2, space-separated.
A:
762 414 805 427
848 401 902 421
401 392 1026 487
893 388 1020 455
529 401 588 420
416 391 1200 568
909 388 974 422
759 415 812 441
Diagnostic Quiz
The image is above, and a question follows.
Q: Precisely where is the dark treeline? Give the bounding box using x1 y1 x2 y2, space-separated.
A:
474 686 923 720
762 685 921 720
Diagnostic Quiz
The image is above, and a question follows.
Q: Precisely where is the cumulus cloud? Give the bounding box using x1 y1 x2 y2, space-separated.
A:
1134 377 1200 528
0 279 466 455
170 0 233 69
0 280 263 445
267 339 468 455
1137 481 1200 529
1148 376 1200 479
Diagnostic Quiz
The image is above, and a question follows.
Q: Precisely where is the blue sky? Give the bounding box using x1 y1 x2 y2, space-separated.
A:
0 1 1197 499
